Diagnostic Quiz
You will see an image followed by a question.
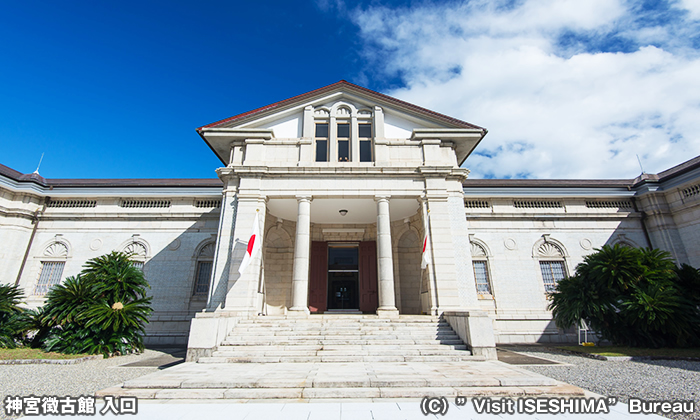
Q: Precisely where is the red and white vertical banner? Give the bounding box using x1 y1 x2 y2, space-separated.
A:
421 208 431 270
239 210 262 275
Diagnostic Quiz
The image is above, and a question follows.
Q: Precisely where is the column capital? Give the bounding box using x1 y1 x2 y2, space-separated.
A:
374 195 391 202
295 195 313 203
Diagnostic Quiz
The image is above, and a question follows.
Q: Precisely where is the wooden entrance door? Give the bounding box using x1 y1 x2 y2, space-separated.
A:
308 241 328 313
359 241 378 313
308 241 378 313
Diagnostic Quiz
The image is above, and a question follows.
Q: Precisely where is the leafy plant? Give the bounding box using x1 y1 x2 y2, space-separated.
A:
549 244 700 348
0 284 26 348
40 252 153 356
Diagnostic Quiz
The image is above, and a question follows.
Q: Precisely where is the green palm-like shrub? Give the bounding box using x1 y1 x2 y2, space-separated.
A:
0 284 26 348
549 244 700 348
41 252 153 356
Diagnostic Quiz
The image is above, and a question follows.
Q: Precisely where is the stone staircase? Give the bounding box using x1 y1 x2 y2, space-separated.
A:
198 314 482 363
97 314 584 400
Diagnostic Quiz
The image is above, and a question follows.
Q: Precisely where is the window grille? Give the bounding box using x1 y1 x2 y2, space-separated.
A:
120 199 171 208
47 200 97 208
193 261 213 297
514 200 562 208
472 261 492 294
34 261 65 295
465 200 490 208
131 261 144 272
682 184 700 199
195 200 221 208
540 261 565 293
585 201 633 209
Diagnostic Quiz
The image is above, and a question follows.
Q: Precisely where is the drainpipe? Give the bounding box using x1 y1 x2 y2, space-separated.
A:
15 197 50 286
631 196 653 249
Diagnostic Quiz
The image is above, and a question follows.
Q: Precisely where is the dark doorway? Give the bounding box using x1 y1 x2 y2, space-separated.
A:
309 241 378 313
327 245 359 310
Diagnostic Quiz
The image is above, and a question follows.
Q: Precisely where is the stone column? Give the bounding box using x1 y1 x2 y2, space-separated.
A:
375 196 399 317
289 195 312 315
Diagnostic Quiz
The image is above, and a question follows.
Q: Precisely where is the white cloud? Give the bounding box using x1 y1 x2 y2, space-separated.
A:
351 0 700 179
677 0 700 20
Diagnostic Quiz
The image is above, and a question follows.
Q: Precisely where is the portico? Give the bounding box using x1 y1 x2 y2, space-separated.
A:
186 80 496 360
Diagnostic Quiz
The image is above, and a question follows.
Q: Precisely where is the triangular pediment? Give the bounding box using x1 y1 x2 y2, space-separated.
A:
197 81 486 165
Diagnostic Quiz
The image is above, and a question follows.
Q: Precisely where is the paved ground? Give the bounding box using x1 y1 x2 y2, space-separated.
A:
0 346 694 419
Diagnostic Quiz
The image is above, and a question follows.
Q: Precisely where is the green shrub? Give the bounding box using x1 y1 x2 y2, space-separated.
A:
549 244 700 348
0 284 26 348
41 252 153 356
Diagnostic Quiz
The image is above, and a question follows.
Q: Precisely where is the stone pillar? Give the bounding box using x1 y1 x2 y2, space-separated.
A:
375 196 399 317
289 195 312 315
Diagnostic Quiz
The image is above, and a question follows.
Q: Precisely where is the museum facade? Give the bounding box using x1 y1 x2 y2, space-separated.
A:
2 81 699 354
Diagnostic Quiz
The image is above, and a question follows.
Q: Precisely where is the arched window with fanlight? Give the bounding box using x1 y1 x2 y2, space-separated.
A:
533 236 569 293
34 240 70 296
470 239 493 297
193 242 215 298
123 240 149 272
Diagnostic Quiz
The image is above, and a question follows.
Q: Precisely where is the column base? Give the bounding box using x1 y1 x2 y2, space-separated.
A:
287 307 310 317
376 307 400 318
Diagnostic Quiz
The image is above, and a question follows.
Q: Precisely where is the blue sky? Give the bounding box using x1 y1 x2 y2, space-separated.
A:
2 0 700 180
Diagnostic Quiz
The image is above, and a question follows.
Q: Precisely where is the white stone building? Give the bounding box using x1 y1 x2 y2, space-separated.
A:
1 81 699 355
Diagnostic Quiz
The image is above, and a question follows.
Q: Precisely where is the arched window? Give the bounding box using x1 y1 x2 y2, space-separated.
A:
193 243 215 297
533 238 568 293
123 240 148 271
470 240 493 297
34 241 69 295
313 105 373 162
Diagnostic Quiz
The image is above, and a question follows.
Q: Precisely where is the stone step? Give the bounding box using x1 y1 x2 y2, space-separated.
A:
228 333 459 340
220 339 464 346
211 348 471 357
235 318 446 324
232 325 454 331
213 343 468 352
198 354 480 363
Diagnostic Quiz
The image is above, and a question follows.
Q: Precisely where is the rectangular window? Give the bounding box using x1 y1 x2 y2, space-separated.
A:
360 141 372 162
338 140 349 162
315 123 329 162
337 123 350 161
34 261 65 295
337 123 350 138
472 261 492 295
194 261 213 297
359 123 372 162
358 123 372 138
540 261 565 293
315 123 329 138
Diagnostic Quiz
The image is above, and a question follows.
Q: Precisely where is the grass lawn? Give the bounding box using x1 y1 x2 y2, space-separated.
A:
0 348 92 360
556 346 700 358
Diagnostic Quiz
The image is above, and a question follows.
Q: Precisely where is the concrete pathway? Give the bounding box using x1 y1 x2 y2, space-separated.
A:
97 360 582 399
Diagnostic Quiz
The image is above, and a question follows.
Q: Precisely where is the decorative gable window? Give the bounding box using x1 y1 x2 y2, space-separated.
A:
313 104 374 163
